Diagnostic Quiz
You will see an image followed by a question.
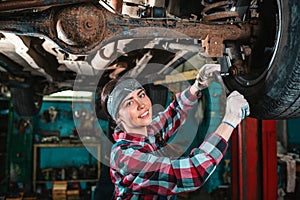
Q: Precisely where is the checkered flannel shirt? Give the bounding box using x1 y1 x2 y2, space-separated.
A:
110 87 228 199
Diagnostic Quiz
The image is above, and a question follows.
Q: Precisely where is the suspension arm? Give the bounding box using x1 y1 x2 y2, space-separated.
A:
0 2 252 57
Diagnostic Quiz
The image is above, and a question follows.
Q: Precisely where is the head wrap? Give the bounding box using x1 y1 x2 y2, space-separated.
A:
107 79 144 121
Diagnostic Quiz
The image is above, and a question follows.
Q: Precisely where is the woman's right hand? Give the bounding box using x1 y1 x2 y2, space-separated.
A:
194 64 221 90
222 91 250 128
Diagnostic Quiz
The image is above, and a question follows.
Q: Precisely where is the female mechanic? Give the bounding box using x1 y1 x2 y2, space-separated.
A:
100 64 250 199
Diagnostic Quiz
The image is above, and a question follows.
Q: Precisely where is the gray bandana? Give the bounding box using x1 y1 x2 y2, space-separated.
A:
107 79 144 121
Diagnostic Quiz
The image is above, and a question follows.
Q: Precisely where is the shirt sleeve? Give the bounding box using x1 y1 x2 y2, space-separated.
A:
110 132 228 196
150 86 201 142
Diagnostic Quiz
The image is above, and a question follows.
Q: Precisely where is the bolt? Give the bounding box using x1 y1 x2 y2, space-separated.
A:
85 21 94 29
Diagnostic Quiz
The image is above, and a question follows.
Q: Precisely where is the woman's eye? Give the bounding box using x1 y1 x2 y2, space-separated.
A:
139 93 145 98
126 101 133 107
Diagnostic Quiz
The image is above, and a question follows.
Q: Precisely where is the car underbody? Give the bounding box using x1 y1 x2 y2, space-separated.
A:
0 0 299 119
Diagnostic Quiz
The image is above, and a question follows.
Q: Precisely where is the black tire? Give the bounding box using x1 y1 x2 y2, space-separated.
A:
10 86 42 116
222 0 300 119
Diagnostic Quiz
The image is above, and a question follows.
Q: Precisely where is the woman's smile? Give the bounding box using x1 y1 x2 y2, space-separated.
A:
139 110 150 119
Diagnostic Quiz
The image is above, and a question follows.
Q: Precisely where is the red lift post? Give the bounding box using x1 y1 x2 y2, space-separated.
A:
231 118 277 200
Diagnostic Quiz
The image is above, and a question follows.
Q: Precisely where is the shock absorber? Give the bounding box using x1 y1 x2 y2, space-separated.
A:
201 0 239 21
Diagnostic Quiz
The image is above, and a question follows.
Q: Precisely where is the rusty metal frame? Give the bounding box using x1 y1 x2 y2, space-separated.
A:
0 0 96 12
0 2 252 57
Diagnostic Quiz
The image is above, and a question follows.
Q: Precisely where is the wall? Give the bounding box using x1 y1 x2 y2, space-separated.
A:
34 100 108 169
287 118 300 149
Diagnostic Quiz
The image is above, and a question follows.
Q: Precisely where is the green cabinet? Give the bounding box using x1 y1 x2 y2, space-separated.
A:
1 98 33 192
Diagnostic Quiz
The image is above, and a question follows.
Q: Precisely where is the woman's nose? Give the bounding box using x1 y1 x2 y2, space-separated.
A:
136 99 145 109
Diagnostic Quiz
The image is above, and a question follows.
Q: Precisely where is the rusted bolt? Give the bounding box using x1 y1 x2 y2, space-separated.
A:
85 21 93 29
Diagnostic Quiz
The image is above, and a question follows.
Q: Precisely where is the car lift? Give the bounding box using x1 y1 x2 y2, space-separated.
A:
231 118 277 199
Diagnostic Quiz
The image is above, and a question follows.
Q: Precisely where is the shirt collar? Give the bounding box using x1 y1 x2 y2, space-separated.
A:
112 131 148 143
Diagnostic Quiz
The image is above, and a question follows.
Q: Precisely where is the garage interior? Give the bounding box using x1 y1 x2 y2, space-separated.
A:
0 0 299 200
0 76 300 200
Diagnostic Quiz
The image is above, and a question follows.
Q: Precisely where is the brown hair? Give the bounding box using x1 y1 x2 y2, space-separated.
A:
100 79 119 122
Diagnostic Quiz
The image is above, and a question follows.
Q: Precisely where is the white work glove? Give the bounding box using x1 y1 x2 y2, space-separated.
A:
194 64 221 90
222 91 250 128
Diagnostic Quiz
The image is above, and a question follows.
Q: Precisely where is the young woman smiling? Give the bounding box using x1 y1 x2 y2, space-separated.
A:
100 64 249 199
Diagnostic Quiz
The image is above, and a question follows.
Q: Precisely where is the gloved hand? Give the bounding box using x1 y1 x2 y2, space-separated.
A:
222 91 250 128
194 64 221 90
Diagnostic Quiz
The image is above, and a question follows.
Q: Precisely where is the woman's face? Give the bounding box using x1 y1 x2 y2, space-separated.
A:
117 89 152 131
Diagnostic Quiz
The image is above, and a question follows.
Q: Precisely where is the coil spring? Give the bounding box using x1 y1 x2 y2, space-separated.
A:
201 0 239 21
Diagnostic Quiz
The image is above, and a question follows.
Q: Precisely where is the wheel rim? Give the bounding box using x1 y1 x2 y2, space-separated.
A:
228 0 282 87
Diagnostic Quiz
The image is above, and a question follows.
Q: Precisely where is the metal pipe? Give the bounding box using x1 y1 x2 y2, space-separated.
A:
0 0 95 12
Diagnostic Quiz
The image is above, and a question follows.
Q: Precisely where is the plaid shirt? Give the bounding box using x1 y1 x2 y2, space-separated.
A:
110 87 228 199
